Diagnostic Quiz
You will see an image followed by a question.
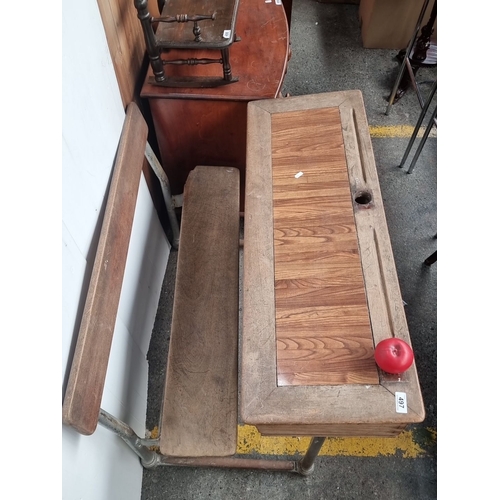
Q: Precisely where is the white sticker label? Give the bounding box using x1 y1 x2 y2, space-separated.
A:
223 30 232 39
295 171 304 178
395 392 407 413
276 0 282 4
265 0 272 3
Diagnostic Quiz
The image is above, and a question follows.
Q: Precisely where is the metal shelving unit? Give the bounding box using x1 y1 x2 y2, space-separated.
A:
385 0 437 115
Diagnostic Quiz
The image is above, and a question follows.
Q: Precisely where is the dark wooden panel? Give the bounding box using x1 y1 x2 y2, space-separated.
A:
256 423 407 438
149 98 247 203
142 0 289 212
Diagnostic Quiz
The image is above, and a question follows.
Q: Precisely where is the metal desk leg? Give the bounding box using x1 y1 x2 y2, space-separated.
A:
297 437 326 476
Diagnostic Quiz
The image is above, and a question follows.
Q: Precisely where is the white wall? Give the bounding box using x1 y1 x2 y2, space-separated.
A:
62 1 170 499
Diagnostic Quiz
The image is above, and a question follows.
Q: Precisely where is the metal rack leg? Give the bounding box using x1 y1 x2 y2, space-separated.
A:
385 0 432 115
399 81 437 171
406 106 437 174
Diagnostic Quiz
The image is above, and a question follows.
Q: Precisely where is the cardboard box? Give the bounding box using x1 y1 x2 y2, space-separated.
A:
359 0 436 49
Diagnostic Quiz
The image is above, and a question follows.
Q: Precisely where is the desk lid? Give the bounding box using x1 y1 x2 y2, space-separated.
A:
242 91 425 436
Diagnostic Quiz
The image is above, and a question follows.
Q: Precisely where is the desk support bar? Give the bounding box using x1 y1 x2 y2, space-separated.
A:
98 409 160 469
297 437 327 476
98 408 303 473
158 455 297 472
145 142 180 249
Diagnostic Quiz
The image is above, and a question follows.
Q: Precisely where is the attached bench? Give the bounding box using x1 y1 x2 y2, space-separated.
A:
62 102 300 473
160 165 240 458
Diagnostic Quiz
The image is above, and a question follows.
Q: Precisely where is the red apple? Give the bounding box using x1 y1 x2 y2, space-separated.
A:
374 338 414 374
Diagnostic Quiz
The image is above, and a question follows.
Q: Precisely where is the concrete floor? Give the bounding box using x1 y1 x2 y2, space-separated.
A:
141 1 437 498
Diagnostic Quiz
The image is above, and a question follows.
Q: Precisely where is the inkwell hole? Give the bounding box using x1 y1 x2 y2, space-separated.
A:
354 191 372 205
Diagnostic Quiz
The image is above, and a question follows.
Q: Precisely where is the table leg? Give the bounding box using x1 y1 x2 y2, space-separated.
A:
297 437 326 476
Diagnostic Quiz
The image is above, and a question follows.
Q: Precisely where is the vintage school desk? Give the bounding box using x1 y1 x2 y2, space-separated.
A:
241 91 425 468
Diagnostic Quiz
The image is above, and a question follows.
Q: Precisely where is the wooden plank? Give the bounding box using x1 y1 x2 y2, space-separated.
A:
62 102 148 435
256 423 407 438
96 0 160 106
241 91 425 437
160 166 240 457
241 103 278 425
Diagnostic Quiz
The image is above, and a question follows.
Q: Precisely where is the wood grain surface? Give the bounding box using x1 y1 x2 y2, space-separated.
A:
96 0 160 106
62 103 148 435
160 166 240 457
271 108 379 386
148 98 247 202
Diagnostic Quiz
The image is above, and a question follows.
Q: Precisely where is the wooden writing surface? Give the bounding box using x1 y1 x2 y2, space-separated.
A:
271 108 379 386
242 91 425 437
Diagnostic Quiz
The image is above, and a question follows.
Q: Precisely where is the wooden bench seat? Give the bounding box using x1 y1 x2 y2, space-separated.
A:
160 165 240 457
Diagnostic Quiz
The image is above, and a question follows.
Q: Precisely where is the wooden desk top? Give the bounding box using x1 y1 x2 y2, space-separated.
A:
272 107 379 388
242 91 425 437
141 0 289 100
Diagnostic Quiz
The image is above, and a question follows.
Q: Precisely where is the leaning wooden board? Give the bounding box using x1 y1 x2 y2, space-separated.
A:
241 90 425 437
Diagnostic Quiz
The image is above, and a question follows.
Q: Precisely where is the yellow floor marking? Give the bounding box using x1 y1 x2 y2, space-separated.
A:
369 125 437 139
146 424 435 458
237 425 435 458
